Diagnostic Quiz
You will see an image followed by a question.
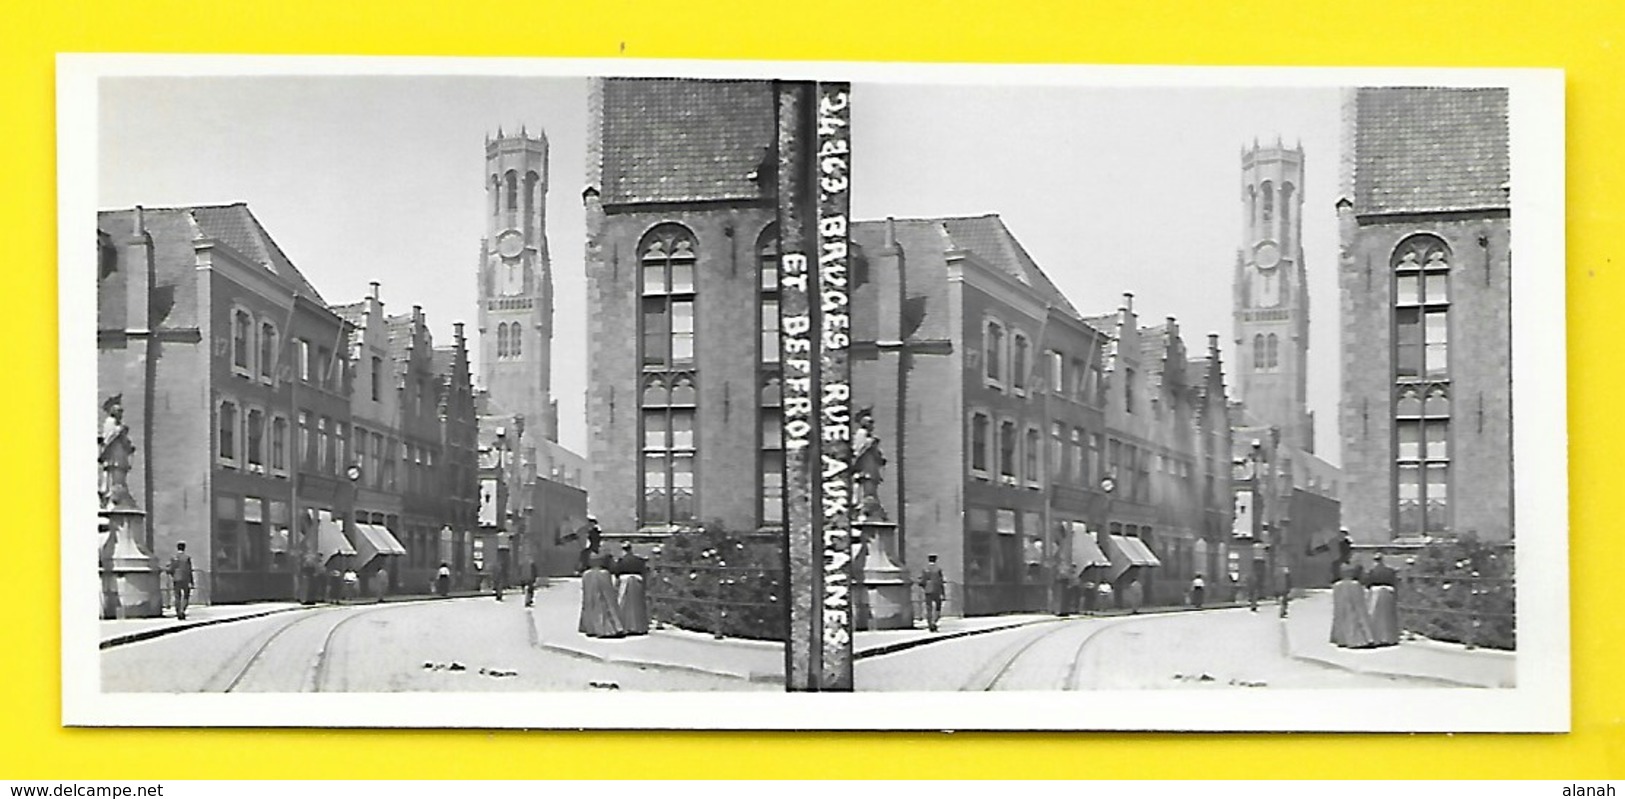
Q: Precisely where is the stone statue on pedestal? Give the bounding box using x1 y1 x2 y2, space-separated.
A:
851 407 887 522
99 395 137 509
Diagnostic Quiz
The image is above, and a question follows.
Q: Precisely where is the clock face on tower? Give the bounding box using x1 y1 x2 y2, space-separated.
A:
1254 241 1281 270
496 229 525 260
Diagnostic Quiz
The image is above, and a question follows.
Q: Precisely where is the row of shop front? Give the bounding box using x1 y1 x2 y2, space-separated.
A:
198 492 482 604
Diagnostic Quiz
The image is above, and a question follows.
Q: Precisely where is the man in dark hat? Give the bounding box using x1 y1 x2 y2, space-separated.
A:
918 554 946 632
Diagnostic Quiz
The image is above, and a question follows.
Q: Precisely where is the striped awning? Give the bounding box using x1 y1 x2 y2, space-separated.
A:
1105 534 1162 581
352 524 407 565
315 518 356 560
1115 535 1162 567
1068 524 1113 569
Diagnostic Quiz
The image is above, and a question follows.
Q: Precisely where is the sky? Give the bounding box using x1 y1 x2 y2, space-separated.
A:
101 75 1342 463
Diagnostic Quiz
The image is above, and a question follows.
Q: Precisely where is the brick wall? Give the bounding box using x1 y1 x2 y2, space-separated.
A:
1340 212 1513 544
587 206 775 536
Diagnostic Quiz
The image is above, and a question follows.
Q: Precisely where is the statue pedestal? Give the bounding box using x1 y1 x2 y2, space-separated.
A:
855 520 913 631
100 505 161 619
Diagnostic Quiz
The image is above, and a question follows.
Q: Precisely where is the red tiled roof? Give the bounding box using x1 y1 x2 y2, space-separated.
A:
599 78 776 205
1352 87 1510 215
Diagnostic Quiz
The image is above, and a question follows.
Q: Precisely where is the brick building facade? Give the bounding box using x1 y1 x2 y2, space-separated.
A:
584 78 780 541
1337 87 1512 546
98 203 480 604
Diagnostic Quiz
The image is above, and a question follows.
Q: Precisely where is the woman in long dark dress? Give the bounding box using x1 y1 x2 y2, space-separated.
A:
579 553 626 639
612 541 650 636
1329 563 1376 649
1364 554 1401 646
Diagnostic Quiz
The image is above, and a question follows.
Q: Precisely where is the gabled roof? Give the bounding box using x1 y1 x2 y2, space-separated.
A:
852 214 1084 336
936 215 1081 318
598 78 776 206
187 203 326 301
1081 313 1118 336
1351 87 1510 215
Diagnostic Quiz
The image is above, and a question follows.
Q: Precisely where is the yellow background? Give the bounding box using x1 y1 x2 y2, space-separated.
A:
4 0 1619 779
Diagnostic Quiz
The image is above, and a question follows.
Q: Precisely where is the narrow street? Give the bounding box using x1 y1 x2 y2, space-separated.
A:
856 605 1436 691
101 597 767 693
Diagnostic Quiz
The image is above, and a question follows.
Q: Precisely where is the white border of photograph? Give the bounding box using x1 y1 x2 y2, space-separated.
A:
58 54 1567 731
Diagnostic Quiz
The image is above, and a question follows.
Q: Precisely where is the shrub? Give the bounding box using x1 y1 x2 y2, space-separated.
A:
1399 534 1515 650
647 520 787 641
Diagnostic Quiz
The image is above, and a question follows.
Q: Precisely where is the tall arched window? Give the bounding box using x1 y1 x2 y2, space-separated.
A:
1261 181 1274 223
1393 234 1452 535
1281 182 1295 233
1253 334 1266 369
1012 332 1030 392
259 321 277 381
1247 185 1258 228
524 171 540 237
233 309 252 373
497 322 509 358
218 400 238 462
639 223 699 527
985 320 1005 385
504 170 519 213
510 323 522 358
1266 333 1279 370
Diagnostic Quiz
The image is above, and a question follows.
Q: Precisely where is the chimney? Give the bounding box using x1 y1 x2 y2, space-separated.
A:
453 321 466 343
1208 333 1221 354
1121 292 1134 314
369 281 381 301
884 216 897 249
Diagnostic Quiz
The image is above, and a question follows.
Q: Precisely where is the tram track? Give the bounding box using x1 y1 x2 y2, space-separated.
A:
961 615 1151 691
203 602 415 693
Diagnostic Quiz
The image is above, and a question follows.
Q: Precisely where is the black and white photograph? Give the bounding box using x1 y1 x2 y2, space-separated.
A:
60 58 1567 730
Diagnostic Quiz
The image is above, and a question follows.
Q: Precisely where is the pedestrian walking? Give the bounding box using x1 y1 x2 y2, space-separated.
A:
372 566 389 603
521 560 539 608
435 562 451 598
342 568 360 602
1189 573 1206 608
165 541 194 620
613 541 650 636
1080 575 1097 614
918 554 946 632
1278 566 1293 618
578 553 625 639
1363 554 1400 646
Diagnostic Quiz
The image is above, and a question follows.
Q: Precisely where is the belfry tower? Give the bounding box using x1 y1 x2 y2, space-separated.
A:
478 127 557 444
1233 139 1314 453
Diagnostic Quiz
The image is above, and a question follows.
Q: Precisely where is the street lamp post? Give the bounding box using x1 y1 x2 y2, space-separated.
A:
1099 473 1116 610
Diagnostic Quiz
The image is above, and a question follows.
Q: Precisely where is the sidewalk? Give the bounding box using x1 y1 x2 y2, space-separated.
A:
98 589 490 649
1280 589 1516 688
527 577 1065 683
